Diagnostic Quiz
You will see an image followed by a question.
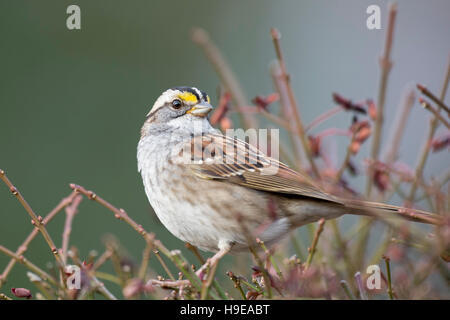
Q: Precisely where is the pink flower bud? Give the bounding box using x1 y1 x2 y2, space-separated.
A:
11 288 32 299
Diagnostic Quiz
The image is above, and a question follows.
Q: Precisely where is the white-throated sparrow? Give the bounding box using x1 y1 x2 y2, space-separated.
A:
137 87 442 259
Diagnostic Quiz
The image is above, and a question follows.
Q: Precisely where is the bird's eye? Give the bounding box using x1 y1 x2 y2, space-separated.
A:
171 99 182 109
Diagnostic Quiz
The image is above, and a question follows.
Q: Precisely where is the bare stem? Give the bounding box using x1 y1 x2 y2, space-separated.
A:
170 250 203 292
0 169 65 269
200 261 219 300
69 184 155 245
138 242 153 280
366 3 397 197
185 243 205 265
92 249 113 271
305 218 326 269
335 131 358 182
61 195 83 264
226 271 247 300
270 61 305 168
191 28 257 129
407 55 450 201
417 83 450 116
305 106 343 132
0 190 78 287
383 87 415 165
270 28 320 178
147 278 190 289
354 271 368 300
153 249 176 281
340 280 355 300
68 184 188 282
257 238 284 281
383 255 395 300
0 245 59 288
419 98 450 130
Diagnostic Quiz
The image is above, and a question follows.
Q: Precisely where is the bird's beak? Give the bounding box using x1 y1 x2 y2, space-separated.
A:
186 102 213 117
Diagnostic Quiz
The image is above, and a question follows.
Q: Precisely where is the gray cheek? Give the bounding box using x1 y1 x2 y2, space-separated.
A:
163 107 188 121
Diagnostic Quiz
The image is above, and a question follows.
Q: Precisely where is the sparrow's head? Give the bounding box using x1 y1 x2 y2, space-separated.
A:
146 86 212 121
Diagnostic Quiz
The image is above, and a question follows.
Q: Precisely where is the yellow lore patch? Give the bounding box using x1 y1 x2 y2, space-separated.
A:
178 92 198 103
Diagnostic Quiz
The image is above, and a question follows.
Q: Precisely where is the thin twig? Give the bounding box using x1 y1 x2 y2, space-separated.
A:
383 87 415 165
191 28 257 129
185 244 228 300
138 242 153 280
408 55 450 201
270 61 305 168
366 3 397 197
70 252 118 300
340 280 355 300
70 184 155 245
170 250 203 292
354 271 368 300
226 271 247 300
232 104 296 134
153 249 176 281
200 261 219 300
92 249 113 271
257 238 284 281
419 98 450 130
335 131 358 182
147 278 190 289
305 106 343 132
0 190 78 286
185 243 205 265
61 195 83 264
305 219 326 269
90 276 118 300
270 28 320 178
417 83 450 116
0 245 59 288
382 255 395 300
0 170 65 270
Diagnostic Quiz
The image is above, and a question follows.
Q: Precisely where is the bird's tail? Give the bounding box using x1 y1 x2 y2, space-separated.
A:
342 199 445 225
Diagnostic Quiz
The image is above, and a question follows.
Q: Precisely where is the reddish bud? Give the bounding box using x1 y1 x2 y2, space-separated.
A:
333 93 366 114
350 141 361 154
374 169 390 192
431 133 450 153
10 186 18 195
355 126 371 143
11 288 32 299
82 261 93 270
246 290 261 300
252 93 279 110
367 99 377 120
308 135 321 157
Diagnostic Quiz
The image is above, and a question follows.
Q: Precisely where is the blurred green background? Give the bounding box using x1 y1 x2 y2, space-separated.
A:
1 0 449 296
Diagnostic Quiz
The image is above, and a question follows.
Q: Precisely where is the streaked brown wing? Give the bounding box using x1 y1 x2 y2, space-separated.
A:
183 133 341 204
